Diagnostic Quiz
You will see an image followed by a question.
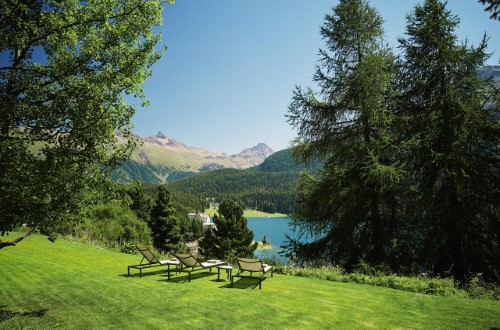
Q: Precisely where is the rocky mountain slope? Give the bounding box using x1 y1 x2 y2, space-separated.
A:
479 65 500 86
113 132 274 183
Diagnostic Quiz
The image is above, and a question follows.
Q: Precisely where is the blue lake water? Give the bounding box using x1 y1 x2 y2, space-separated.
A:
246 217 296 263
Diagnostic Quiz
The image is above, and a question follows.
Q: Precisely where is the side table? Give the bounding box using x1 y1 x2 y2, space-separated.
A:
217 265 233 281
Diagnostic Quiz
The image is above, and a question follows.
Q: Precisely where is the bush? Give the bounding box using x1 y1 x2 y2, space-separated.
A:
78 200 152 247
274 265 498 300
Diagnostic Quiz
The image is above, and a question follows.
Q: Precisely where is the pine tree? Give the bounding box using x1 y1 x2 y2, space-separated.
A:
398 0 500 281
150 184 183 253
286 0 402 268
127 180 154 223
200 200 256 260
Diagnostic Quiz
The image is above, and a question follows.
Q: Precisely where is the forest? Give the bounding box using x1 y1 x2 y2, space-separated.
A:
283 0 500 284
168 148 322 214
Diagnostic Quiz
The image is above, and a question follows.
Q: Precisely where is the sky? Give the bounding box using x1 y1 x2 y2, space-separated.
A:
131 0 500 155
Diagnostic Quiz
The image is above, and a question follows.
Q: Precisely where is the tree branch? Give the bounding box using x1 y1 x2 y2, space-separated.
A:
0 226 37 249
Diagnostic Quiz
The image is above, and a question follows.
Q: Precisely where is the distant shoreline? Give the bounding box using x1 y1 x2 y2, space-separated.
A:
204 207 288 218
255 243 273 250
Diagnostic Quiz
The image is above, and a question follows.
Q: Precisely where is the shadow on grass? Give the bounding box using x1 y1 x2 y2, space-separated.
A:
224 277 268 289
160 271 215 283
0 305 48 323
120 269 166 278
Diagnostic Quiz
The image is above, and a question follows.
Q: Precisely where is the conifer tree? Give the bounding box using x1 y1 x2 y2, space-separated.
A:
200 200 256 260
127 180 154 223
398 0 500 281
150 184 183 253
286 0 401 268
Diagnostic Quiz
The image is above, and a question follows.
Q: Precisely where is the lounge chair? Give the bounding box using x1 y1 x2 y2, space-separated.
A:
172 253 226 282
128 245 180 277
231 258 273 289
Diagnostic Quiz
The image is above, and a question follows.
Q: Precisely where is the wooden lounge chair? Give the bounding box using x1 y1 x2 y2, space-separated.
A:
231 258 273 289
128 245 180 277
172 253 226 282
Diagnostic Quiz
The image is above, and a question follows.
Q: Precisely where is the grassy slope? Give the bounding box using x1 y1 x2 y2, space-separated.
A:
204 206 287 218
1 234 499 329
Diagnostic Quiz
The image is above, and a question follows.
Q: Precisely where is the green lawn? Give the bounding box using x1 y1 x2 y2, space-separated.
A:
204 206 287 218
1 233 499 329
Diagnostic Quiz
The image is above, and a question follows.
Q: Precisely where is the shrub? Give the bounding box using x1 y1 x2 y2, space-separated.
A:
80 200 152 247
274 265 498 300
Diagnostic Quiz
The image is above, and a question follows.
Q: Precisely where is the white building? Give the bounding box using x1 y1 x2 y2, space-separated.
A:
188 213 215 228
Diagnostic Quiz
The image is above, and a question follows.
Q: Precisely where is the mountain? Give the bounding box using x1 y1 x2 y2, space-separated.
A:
249 148 323 173
112 132 274 183
479 65 500 87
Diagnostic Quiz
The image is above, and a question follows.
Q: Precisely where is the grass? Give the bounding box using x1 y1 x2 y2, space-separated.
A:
1 233 499 329
204 206 287 218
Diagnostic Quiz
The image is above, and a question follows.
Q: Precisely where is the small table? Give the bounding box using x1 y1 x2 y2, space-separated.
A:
164 259 181 280
217 265 233 280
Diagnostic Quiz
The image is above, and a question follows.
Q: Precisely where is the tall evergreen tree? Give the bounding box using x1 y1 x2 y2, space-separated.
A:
200 200 256 260
285 0 401 268
150 184 183 253
398 0 500 281
126 180 154 223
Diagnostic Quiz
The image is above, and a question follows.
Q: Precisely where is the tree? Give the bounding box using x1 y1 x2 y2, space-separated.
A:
479 0 500 20
0 0 172 248
150 184 183 253
126 180 154 223
398 0 500 281
190 215 204 240
285 0 402 269
82 200 152 247
200 199 256 260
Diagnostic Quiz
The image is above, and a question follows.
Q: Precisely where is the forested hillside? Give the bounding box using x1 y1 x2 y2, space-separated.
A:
168 148 321 214
169 169 300 214
249 148 322 173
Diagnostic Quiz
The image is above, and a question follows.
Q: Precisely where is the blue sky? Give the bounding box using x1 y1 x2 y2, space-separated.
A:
132 0 500 154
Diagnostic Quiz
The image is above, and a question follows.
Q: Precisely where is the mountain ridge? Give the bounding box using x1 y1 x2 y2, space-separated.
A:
113 131 275 183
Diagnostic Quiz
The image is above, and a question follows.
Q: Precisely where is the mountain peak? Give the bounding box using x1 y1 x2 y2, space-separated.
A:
115 133 277 183
235 143 274 163
155 131 167 139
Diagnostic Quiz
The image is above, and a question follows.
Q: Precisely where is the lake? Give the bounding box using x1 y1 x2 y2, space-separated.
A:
246 217 296 263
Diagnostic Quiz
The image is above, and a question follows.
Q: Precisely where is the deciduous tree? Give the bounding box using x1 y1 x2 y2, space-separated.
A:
0 0 172 248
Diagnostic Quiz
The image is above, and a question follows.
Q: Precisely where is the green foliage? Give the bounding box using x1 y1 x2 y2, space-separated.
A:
274 265 500 300
189 216 204 240
200 199 256 260
112 160 170 183
150 184 183 253
80 201 151 246
397 0 500 281
0 0 169 239
170 168 300 214
249 148 322 174
126 180 154 223
479 0 500 20
286 0 402 268
285 0 500 283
